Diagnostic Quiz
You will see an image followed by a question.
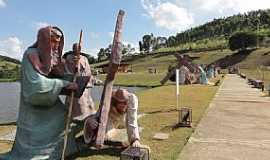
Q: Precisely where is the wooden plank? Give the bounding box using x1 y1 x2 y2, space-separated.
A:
95 10 125 149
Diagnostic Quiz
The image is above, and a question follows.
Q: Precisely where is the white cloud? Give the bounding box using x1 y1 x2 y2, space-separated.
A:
0 0 7 8
84 48 100 58
0 37 24 60
122 41 140 53
194 0 270 13
34 22 50 31
109 32 114 38
141 0 194 32
89 32 99 39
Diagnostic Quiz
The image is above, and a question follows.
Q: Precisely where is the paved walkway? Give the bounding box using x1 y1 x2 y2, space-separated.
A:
178 74 270 160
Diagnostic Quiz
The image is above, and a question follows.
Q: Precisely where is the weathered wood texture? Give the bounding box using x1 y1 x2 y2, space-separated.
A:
95 10 125 149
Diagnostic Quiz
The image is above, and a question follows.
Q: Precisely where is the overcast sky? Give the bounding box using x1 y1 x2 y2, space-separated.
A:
0 0 269 60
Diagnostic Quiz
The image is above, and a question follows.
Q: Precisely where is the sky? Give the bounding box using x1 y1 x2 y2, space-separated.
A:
0 0 270 60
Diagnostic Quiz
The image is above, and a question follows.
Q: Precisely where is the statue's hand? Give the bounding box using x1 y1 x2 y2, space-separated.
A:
84 115 99 144
131 140 141 147
65 82 78 91
87 116 99 130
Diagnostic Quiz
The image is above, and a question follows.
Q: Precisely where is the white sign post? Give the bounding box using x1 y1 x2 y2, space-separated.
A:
176 69 180 121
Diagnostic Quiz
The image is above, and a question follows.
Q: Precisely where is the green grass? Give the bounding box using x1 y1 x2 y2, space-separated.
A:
95 49 233 87
93 49 233 76
240 69 270 89
0 60 20 81
76 82 219 160
2 44 269 159
0 77 221 160
189 49 233 65
0 125 16 154
235 48 270 89
0 61 18 69
97 73 166 87
154 36 228 54
129 54 176 73
0 78 19 82
237 47 270 69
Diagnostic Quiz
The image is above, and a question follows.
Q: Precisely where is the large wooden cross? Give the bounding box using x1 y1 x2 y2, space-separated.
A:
95 10 125 149
160 54 195 85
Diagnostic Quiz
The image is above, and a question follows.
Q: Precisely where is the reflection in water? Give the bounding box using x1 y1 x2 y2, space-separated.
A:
0 82 20 124
0 83 146 124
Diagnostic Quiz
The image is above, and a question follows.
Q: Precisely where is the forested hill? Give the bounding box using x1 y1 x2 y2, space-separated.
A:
168 9 270 45
0 55 21 81
0 55 21 64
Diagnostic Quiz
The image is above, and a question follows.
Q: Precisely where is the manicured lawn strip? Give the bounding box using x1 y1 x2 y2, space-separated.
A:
240 69 270 85
0 83 219 160
74 84 218 160
97 73 166 87
135 84 218 160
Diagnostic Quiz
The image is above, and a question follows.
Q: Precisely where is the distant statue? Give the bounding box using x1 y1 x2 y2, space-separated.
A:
206 65 215 79
197 65 209 85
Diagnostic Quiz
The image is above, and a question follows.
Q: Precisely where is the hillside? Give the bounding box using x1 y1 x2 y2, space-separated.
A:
94 47 270 73
93 47 270 87
0 55 21 81
137 9 270 55
172 9 270 44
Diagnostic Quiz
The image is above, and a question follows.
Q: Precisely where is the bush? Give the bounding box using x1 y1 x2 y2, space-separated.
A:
229 32 257 51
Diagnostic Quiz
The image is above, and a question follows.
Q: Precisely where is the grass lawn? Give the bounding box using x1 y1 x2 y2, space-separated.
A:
136 84 219 160
71 82 219 160
0 79 19 82
189 49 233 65
97 73 166 87
239 69 270 93
0 125 16 154
236 47 270 91
0 76 221 160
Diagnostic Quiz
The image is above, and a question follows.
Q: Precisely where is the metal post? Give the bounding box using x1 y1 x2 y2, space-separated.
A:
176 69 180 122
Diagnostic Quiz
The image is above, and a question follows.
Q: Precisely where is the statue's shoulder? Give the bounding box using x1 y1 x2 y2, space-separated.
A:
25 48 39 55
22 48 38 62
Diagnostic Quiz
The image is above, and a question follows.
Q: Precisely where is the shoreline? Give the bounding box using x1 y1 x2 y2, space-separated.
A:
0 79 19 83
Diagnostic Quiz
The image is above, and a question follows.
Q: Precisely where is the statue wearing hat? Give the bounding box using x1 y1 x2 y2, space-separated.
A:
84 88 142 148
64 43 96 122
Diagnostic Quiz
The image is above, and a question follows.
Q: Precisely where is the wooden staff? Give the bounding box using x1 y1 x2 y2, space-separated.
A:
61 30 83 160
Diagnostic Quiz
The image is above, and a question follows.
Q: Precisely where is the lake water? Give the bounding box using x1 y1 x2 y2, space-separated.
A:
0 82 146 124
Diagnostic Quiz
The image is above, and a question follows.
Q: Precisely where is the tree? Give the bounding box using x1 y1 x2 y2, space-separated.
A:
139 41 143 52
229 32 257 51
142 34 153 53
97 48 106 62
84 54 96 64
121 43 135 55
166 36 177 47
154 37 167 49
104 44 112 57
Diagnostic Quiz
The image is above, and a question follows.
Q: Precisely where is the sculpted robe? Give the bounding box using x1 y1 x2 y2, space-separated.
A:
64 54 96 121
0 48 77 160
198 66 209 85
106 93 140 144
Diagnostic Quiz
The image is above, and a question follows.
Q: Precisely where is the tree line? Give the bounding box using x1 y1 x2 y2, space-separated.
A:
139 9 270 52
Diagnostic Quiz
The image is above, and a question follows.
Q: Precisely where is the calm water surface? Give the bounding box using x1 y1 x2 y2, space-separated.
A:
0 82 146 124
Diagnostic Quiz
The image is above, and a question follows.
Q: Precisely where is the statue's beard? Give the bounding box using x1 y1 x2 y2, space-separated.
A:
51 51 60 66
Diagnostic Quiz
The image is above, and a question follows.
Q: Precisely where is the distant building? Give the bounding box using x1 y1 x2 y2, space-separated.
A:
95 62 130 73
